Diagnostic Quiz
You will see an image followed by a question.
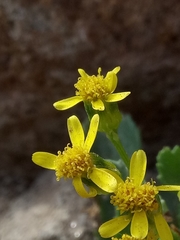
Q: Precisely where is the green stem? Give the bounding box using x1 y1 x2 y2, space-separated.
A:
106 130 130 169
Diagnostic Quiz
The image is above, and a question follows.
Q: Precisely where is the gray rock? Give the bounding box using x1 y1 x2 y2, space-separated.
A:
0 172 98 240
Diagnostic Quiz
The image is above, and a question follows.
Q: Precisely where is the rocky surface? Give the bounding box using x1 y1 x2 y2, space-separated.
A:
0 171 98 240
0 0 180 239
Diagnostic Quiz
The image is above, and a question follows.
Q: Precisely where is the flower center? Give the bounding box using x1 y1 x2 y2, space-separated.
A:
110 178 159 213
55 145 93 180
74 68 110 101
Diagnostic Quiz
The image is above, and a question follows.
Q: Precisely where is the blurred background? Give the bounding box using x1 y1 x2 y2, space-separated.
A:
0 0 180 239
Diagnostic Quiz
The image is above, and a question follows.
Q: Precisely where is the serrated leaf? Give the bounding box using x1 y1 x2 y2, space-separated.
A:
156 145 180 185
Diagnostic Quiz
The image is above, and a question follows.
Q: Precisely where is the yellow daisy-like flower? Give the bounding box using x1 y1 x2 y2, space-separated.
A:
32 114 118 198
53 67 130 111
99 150 180 240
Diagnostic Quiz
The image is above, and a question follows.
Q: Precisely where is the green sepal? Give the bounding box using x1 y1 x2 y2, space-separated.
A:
155 193 163 214
84 101 122 132
90 152 121 176
82 178 109 195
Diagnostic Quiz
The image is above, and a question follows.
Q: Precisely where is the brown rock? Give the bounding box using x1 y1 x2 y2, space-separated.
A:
0 0 180 223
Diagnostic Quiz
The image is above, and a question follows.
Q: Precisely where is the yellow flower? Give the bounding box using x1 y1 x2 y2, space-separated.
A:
99 150 180 240
32 114 118 198
53 67 130 111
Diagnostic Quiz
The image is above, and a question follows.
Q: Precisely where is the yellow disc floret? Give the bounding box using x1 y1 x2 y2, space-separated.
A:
55 144 94 180
111 178 159 213
112 235 141 240
112 232 157 240
74 68 110 101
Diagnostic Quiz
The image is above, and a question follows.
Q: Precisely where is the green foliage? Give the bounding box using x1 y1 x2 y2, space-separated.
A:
156 146 180 229
90 153 121 175
172 230 180 240
92 114 141 159
118 114 142 158
92 114 142 178
156 146 180 185
84 101 122 132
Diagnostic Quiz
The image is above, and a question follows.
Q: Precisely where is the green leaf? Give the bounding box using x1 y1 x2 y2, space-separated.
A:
156 145 180 227
91 114 141 178
118 114 142 158
156 145 180 185
172 229 180 240
92 114 142 160
90 153 120 174
84 101 122 133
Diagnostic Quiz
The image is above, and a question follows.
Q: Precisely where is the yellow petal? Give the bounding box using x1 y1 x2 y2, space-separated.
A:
178 191 180 201
89 168 117 193
78 68 89 78
84 114 99 151
72 177 97 198
154 213 173 240
67 115 84 147
131 210 148 239
102 169 123 184
106 92 131 102
53 96 82 110
32 152 56 169
130 150 147 186
105 71 118 93
98 215 131 238
157 185 180 191
91 99 105 111
112 66 121 74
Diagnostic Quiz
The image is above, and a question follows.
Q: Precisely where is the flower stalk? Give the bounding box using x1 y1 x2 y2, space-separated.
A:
106 129 130 168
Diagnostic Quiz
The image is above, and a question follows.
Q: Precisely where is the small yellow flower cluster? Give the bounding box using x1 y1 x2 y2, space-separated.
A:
32 114 118 198
32 67 180 240
98 150 180 240
112 235 142 240
75 68 111 102
53 66 130 111
111 179 159 212
55 145 93 179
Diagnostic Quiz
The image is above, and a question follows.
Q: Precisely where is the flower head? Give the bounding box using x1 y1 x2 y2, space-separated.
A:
99 150 180 240
53 67 130 111
32 114 119 198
